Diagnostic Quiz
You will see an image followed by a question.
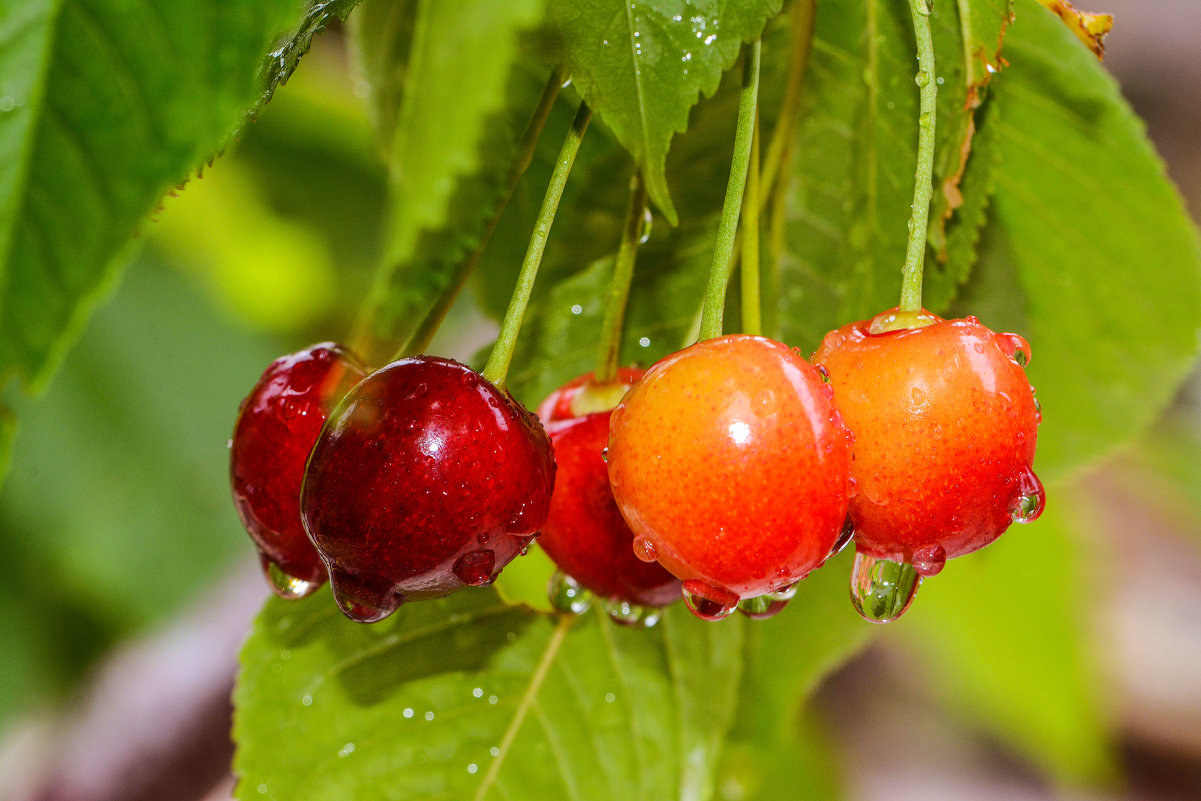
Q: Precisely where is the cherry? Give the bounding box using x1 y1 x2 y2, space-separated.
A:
606 335 852 621
812 309 1043 622
230 343 366 599
300 356 556 623
536 371 681 620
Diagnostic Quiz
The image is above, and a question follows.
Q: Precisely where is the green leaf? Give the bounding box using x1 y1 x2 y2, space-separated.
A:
548 0 782 225
0 0 305 395
235 589 744 801
779 0 989 350
962 0 1201 479
354 0 549 363
895 489 1118 785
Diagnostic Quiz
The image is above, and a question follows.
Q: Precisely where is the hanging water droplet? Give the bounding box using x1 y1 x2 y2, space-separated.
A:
996 332 1031 366
329 569 403 623
919 112 934 128
605 598 662 628
738 594 790 620
767 581 799 602
915 70 931 87
682 580 739 621
453 550 496 586
632 535 658 563
1009 467 1045 523
261 555 321 600
829 518 855 558
548 570 593 615
849 549 921 623
1032 392 1042 423
911 543 946 577
640 207 653 244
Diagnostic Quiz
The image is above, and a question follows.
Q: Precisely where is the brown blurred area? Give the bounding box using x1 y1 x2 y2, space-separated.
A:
3 3 1200 801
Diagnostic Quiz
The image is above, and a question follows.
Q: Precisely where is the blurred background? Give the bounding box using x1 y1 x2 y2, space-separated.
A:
1 1 1199 800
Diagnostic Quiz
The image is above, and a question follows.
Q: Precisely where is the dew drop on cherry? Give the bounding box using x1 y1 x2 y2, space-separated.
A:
1009 467 1046 523
911 543 947 577
548 570 593 615
632 535 658 563
849 549 921 624
261 554 321 600
452 550 496 586
327 568 404 623
604 598 662 628
681 580 739 622
829 517 855 559
996 332 1032 367
737 594 790 620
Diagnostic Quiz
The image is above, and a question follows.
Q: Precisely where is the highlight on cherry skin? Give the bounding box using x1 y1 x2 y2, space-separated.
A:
299 356 556 623
229 342 366 600
813 308 1044 623
537 370 681 628
606 334 853 622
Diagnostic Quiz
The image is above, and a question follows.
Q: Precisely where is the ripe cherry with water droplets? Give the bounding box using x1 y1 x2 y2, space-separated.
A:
813 309 1044 623
230 343 366 599
300 356 555 623
606 335 853 622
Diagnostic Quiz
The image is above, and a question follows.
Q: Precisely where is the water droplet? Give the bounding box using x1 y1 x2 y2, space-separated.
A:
849 550 921 623
936 76 945 85
919 112 934 128
472 687 484 698
329 569 402 623
425 711 435 721
338 742 355 758
737 594 789 620
912 543 947 577
411 382 428 399
915 70 930 87
461 371 479 388
640 207 653 243
829 518 855 558
571 304 583 315
302 694 313 706
453 550 496 586
260 554 321 600
490 746 500 756
639 336 651 348
682 580 739 621
632 535 658 563
548 571 593 615
601 446 609 463
467 763 479 774
605 598 662 628
768 581 799 602
995 332 1031 366
1032 392 1042 422
1009 467 1045 523
403 707 414 718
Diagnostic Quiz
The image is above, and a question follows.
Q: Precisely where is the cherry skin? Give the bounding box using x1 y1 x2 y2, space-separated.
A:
300 356 556 623
606 335 852 620
812 308 1043 565
230 343 366 599
536 371 681 613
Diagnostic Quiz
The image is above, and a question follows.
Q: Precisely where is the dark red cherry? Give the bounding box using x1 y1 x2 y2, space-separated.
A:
230 343 366 599
541 411 681 611
300 357 556 623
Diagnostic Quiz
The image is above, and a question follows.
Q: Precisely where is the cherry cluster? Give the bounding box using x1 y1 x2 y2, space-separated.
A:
230 308 1042 625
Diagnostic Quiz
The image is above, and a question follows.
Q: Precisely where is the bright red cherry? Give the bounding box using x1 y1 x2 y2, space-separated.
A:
300 356 556 623
606 335 852 621
230 343 366 599
813 309 1043 622
536 371 681 622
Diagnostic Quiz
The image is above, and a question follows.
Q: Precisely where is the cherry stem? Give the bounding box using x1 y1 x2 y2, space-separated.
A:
740 119 762 336
698 38 761 342
482 101 592 389
595 173 647 383
389 69 563 361
899 0 938 315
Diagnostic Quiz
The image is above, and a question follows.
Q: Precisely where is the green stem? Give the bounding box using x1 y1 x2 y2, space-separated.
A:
899 0 937 314
595 174 647 383
698 39 761 342
740 120 762 336
760 0 815 204
392 69 563 360
482 101 592 389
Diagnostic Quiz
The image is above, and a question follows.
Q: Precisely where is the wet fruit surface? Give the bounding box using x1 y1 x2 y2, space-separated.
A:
300 357 555 622
541 411 681 609
230 343 366 598
607 335 852 612
813 309 1043 564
